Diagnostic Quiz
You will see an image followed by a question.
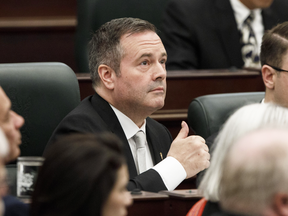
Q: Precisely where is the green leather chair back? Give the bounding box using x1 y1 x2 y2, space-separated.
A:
188 92 265 139
0 62 80 161
75 0 170 73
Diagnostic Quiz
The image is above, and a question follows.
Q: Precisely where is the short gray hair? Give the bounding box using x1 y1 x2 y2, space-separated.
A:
219 128 288 215
199 103 288 201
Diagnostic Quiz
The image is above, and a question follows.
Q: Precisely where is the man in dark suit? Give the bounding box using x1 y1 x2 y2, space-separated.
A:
161 0 288 70
47 17 210 193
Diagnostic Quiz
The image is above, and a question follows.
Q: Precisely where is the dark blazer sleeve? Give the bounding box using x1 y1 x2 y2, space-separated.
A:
128 169 167 192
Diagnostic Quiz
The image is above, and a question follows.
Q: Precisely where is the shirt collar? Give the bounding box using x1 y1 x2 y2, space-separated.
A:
110 104 146 140
230 0 262 30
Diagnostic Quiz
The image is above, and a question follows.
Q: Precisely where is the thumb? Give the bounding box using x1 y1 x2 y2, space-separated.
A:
175 121 189 140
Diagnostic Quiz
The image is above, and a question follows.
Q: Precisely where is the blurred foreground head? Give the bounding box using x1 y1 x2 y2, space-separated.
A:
200 103 288 202
220 127 288 216
31 133 132 216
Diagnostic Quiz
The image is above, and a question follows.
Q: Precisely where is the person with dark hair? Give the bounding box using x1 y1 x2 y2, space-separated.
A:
261 21 288 108
47 17 210 193
161 0 288 70
31 133 132 216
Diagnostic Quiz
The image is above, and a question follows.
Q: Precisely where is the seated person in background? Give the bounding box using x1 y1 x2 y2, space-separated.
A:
197 20 288 186
30 133 132 216
161 0 288 70
0 87 28 216
47 17 210 192
261 21 288 108
219 127 288 216
186 103 288 216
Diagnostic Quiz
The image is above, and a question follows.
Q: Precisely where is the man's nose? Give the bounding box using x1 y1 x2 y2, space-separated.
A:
153 62 167 81
11 111 24 129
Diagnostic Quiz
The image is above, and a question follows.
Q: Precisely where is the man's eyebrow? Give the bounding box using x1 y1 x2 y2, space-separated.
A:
139 52 167 59
161 52 167 57
139 53 153 59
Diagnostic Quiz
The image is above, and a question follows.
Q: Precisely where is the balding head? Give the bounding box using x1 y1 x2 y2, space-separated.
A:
220 128 288 216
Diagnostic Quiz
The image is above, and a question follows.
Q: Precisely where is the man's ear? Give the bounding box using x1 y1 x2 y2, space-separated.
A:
98 64 116 90
262 65 276 90
273 193 288 216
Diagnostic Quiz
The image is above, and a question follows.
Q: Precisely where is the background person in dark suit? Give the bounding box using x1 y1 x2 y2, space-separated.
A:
161 0 288 70
47 17 210 193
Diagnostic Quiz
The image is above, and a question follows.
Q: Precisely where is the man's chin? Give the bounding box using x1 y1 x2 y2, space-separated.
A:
150 103 165 113
6 148 20 163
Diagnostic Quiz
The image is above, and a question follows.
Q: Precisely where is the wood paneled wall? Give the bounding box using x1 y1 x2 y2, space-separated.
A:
0 0 78 72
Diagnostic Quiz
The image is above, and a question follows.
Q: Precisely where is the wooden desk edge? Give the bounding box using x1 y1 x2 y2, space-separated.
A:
132 191 169 200
159 189 203 199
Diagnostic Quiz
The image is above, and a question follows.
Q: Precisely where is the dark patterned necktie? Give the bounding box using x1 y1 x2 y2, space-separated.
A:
240 12 260 68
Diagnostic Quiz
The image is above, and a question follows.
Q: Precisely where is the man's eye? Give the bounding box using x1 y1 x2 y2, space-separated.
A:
141 61 148 65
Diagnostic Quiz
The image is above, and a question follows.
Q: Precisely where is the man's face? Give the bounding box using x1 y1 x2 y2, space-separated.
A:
0 87 24 162
272 52 288 108
112 31 167 123
240 0 274 9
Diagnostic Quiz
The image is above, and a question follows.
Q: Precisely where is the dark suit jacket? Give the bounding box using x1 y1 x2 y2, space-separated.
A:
47 93 173 192
3 195 29 216
161 0 288 70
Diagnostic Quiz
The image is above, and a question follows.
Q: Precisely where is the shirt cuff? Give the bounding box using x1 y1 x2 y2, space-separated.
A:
152 156 187 191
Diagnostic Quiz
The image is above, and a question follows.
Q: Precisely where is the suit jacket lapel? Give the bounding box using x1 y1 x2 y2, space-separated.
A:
146 119 166 165
214 0 244 68
91 93 138 178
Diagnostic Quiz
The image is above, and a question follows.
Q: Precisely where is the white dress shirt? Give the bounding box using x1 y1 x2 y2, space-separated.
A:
230 0 264 55
110 105 186 191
